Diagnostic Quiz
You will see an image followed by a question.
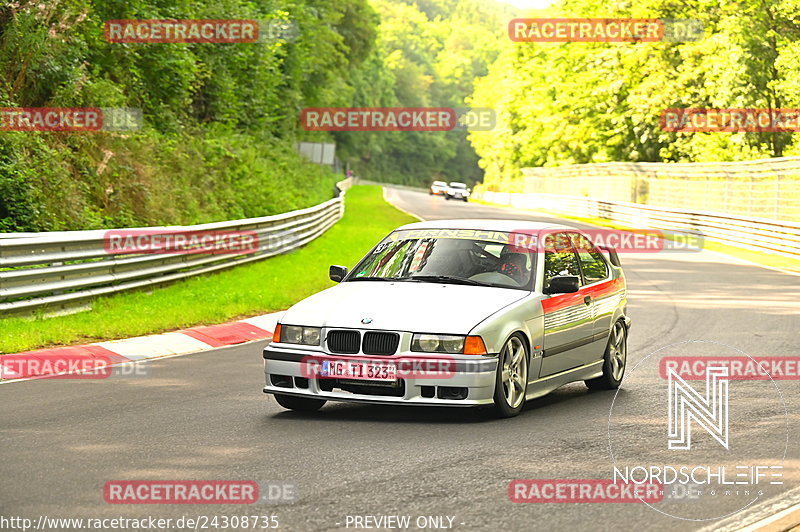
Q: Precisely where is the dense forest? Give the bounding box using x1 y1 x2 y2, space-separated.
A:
0 0 512 231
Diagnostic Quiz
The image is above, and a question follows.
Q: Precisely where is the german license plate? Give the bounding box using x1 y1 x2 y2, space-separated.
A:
319 360 397 381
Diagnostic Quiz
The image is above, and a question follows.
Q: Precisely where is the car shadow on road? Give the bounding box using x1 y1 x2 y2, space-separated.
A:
269 402 492 424
266 383 617 424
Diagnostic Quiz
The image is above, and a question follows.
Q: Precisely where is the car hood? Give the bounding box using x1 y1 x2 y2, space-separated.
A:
280 281 527 334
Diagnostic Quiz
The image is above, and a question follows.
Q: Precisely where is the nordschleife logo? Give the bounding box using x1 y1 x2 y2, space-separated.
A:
667 365 729 450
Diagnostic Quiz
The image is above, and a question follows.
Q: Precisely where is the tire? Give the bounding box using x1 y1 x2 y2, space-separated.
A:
462 198 468 202
585 320 627 390
273 393 326 412
492 334 529 418
445 195 451 200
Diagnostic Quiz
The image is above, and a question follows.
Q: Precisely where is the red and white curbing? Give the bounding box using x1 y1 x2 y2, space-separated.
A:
0 311 283 382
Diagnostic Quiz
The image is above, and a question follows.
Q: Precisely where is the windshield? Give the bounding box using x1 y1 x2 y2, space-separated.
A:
347 229 534 290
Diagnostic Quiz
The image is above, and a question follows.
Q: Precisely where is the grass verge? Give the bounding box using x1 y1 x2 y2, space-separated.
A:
470 198 800 274
0 186 415 354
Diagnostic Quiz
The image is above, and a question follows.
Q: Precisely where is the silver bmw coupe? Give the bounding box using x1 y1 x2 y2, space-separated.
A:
263 219 630 417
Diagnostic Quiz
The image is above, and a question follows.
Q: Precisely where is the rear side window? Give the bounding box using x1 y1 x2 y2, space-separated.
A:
543 233 582 289
571 233 608 284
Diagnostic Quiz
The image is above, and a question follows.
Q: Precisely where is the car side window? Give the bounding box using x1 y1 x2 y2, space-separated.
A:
543 232 582 290
571 233 608 284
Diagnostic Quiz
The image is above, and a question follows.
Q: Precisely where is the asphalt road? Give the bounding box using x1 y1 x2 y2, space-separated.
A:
1 187 798 531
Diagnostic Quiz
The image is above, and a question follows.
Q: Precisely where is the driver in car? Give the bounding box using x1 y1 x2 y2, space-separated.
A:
496 248 530 285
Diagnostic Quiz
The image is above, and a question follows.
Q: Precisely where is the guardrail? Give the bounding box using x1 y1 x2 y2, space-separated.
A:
479 156 800 222
474 190 800 260
0 178 352 315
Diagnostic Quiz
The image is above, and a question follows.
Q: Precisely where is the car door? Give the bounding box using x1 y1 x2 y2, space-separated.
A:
539 232 596 377
570 232 614 365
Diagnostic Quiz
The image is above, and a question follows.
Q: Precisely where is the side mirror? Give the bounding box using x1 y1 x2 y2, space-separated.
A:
544 275 580 294
329 265 348 283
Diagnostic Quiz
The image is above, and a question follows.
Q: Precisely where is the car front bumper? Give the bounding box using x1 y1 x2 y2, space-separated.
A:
263 345 498 407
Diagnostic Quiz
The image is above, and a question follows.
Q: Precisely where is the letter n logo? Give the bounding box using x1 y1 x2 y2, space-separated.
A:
667 365 729 450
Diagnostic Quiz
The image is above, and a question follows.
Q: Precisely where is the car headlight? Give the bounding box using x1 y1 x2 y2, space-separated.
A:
411 334 465 353
280 325 322 346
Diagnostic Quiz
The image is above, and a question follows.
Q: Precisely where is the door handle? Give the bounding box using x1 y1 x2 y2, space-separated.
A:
583 295 592 305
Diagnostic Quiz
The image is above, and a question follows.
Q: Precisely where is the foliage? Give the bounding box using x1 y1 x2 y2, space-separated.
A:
469 0 800 188
334 0 515 186
0 0 378 230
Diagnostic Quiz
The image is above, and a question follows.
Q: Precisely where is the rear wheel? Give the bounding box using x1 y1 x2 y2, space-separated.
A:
492 335 529 418
585 320 626 390
273 394 326 412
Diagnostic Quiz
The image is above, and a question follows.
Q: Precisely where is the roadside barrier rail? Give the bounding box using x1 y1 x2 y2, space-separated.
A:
474 190 800 260
504 157 800 221
0 179 352 315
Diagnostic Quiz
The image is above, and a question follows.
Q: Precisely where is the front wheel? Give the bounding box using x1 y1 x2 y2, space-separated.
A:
273 394 326 412
585 320 627 390
492 335 529 418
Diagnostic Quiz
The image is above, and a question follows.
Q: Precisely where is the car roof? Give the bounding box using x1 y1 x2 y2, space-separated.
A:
396 219 577 233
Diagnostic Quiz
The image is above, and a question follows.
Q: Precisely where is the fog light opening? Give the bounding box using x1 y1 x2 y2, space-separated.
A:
420 385 436 398
437 386 468 400
270 374 293 388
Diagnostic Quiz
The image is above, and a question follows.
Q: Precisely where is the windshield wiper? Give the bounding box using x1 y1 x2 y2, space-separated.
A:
406 275 492 287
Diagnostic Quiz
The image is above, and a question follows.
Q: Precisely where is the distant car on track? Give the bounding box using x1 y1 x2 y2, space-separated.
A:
445 182 470 201
263 219 629 418
429 180 448 195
